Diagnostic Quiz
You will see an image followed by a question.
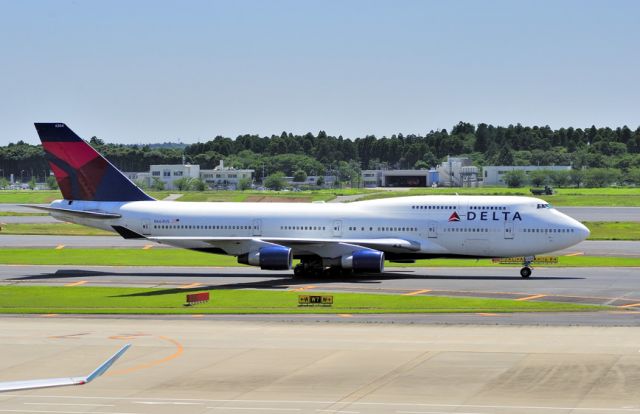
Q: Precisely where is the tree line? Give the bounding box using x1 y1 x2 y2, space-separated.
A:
1 122 640 185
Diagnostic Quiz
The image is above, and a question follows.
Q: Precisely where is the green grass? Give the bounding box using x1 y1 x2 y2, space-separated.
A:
0 190 61 204
357 187 640 206
0 248 638 267
0 223 113 236
3 187 640 205
0 286 604 314
0 212 48 216
584 221 640 240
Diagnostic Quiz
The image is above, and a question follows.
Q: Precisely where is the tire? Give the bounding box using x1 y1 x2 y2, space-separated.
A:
520 267 532 278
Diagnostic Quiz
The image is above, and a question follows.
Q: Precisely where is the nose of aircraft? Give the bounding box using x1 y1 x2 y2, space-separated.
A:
574 221 590 241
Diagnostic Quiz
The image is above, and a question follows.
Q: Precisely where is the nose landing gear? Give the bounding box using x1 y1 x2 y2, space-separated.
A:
520 267 532 278
520 256 534 278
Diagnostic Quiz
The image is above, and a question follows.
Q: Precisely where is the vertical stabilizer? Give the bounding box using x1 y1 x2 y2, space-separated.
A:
35 123 154 202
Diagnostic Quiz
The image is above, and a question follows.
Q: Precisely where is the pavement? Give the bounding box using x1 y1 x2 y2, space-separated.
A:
1 318 640 413
2 264 639 308
557 206 640 222
1 234 638 257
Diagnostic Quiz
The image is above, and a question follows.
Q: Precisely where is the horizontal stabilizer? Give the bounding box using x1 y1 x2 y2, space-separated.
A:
0 344 130 392
21 204 121 219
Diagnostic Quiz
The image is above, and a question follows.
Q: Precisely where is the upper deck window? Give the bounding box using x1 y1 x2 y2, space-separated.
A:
536 203 552 209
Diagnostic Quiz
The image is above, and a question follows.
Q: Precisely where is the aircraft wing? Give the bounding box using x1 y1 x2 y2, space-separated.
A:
149 236 420 256
0 344 130 393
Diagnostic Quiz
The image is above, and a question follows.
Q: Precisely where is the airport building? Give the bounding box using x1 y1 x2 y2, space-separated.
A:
125 160 254 190
361 156 479 188
482 165 571 186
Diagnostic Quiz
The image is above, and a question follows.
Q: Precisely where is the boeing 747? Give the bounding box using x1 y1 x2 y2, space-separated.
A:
32 123 590 278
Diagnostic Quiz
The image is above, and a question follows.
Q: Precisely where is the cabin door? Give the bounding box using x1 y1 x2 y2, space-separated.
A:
252 219 262 236
427 221 438 238
504 222 514 239
141 220 151 236
332 220 343 237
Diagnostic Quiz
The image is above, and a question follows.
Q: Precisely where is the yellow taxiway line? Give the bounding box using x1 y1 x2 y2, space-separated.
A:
65 280 88 287
516 294 547 301
403 289 432 296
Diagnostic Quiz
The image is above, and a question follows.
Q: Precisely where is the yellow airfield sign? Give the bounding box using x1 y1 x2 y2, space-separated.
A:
492 256 558 264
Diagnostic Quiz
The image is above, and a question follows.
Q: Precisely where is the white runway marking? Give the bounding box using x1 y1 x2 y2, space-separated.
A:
24 403 114 407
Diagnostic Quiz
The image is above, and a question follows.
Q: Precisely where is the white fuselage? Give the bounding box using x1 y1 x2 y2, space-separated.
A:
48 195 589 260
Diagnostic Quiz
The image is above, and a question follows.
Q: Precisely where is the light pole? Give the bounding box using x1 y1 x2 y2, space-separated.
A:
20 170 25 183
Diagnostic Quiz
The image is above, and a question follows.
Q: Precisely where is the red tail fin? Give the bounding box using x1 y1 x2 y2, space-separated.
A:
35 123 153 202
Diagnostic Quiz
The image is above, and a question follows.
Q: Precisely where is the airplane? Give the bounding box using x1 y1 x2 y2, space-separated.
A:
31 123 590 279
0 344 130 392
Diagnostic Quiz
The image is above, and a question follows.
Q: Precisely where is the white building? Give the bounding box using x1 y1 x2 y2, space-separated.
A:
200 160 253 190
437 156 479 187
286 175 337 189
482 165 571 186
360 156 478 188
126 160 254 190
149 164 200 190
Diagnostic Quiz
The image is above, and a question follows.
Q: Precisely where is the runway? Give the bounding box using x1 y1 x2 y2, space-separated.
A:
1 318 640 413
2 264 640 308
1 234 638 257
557 206 640 221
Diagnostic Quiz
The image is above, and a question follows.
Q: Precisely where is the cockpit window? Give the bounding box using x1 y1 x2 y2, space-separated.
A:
536 203 552 209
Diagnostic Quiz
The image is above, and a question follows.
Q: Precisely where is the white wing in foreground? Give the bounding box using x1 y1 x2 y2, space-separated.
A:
0 344 130 392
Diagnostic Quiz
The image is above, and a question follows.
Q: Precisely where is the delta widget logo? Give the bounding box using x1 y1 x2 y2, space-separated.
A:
448 212 461 222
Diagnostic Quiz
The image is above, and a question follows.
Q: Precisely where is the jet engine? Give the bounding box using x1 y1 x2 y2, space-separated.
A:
341 250 385 273
237 246 292 270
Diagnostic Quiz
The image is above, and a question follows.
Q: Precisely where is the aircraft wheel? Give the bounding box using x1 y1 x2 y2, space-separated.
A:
520 267 532 278
293 264 306 277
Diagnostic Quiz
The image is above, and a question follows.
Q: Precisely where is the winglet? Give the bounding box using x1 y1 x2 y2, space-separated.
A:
84 344 131 383
0 344 131 392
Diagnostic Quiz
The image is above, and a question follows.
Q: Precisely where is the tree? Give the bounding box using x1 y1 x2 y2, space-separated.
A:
28 177 36 190
624 168 640 186
496 146 515 165
238 177 252 191
316 176 325 187
414 160 429 170
529 170 548 187
568 170 584 188
584 168 621 187
173 177 194 191
503 170 527 187
191 178 206 191
46 175 58 190
151 177 165 190
134 179 148 190
264 172 287 190
0 177 8 189
293 170 307 182
548 170 569 187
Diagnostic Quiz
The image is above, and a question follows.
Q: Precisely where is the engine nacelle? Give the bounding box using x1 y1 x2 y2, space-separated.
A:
341 250 385 273
237 246 292 270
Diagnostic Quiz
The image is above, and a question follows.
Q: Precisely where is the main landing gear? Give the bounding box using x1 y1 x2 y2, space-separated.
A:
520 257 534 278
293 259 352 278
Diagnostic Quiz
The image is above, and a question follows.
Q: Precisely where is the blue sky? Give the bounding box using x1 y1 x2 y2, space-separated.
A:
1 0 638 144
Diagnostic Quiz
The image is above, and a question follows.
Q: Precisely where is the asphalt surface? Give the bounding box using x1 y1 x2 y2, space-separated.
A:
1 234 638 257
2 318 640 413
557 206 640 221
0 203 48 213
2 264 639 308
